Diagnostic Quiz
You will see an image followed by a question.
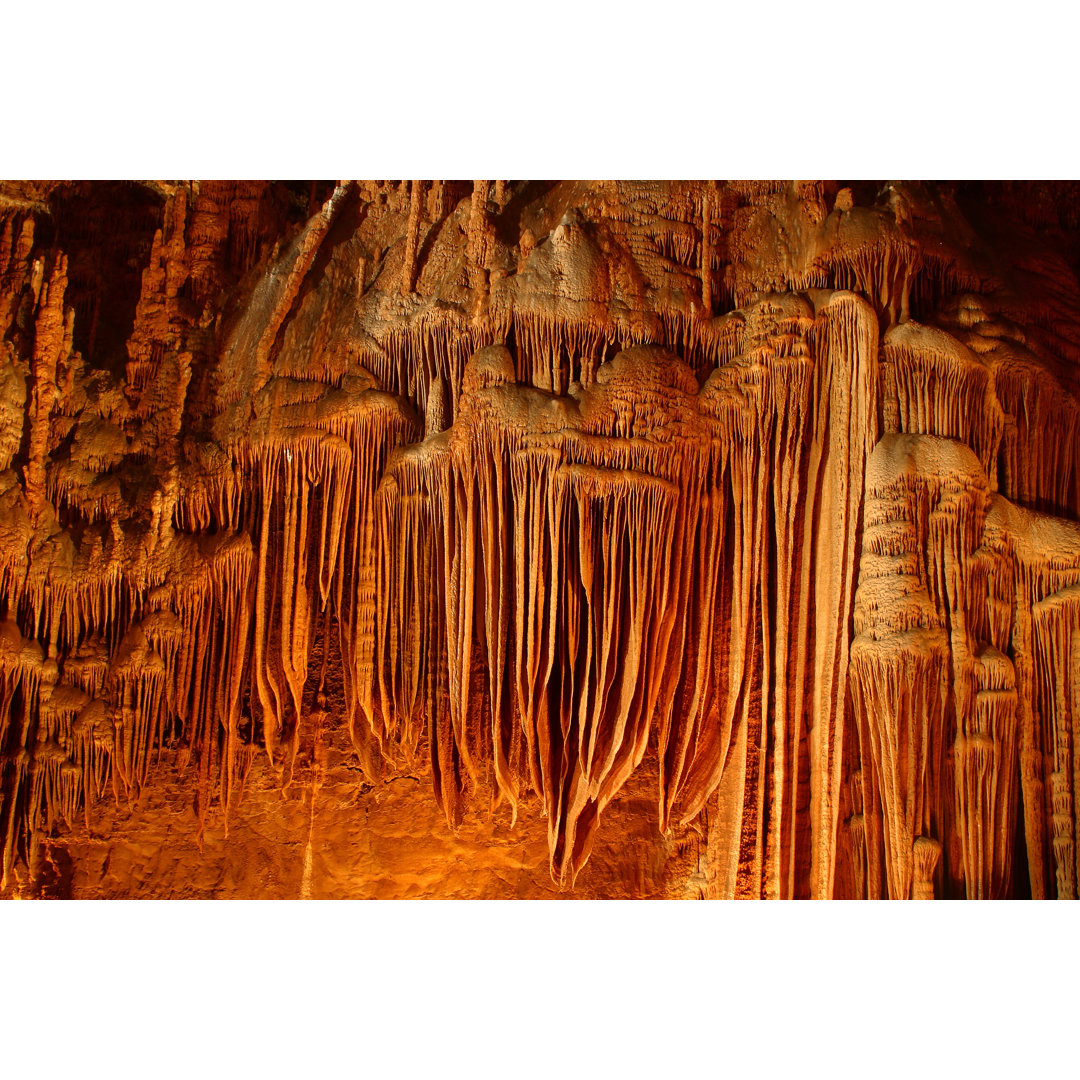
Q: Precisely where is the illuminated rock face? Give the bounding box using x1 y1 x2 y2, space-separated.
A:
2 180 1080 898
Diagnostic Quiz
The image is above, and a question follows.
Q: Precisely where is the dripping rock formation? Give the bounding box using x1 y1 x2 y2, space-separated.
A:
2 179 1080 898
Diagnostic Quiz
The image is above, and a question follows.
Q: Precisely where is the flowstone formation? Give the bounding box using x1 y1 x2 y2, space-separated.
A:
2 180 1080 899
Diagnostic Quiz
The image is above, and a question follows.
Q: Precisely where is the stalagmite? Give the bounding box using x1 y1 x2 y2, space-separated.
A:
3 179 1080 898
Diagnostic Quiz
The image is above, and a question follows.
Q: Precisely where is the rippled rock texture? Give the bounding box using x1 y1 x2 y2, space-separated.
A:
2 180 1080 898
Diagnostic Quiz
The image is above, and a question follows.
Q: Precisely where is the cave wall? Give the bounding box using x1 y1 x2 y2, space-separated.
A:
2 179 1080 898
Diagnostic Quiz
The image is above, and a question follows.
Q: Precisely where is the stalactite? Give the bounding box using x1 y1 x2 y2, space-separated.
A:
373 445 443 777
803 292 880 896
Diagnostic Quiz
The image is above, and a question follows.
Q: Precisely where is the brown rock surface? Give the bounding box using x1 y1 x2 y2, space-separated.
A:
3 179 1080 898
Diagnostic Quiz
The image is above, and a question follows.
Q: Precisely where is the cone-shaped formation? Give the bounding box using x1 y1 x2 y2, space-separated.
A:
3 180 1080 897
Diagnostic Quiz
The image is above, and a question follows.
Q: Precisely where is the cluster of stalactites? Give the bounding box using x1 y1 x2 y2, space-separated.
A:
203 181 1035 469
843 286 1080 900
0 308 420 889
207 181 1080 490
847 419 1080 899
8 178 1080 897
368 291 879 889
848 434 994 899
880 321 1005 483
373 345 708 880
212 371 421 775
0 526 257 887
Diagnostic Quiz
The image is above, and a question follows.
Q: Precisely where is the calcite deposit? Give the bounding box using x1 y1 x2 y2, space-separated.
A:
2 179 1079 898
